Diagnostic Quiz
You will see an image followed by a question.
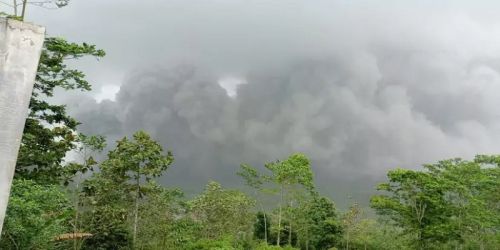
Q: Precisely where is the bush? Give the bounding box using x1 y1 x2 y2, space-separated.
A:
254 242 299 250
0 179 72 250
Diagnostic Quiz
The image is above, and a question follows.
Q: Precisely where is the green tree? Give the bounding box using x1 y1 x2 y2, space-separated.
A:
426 156 500 249
265 153 314 246
15 37 105 184
99 131 174 248
3 12 105 250
371 156 500 249
185 235 240 250
346 219 374 250
80 172 132 250
238 164 270 243
163 218 203 250
254 212 271 243
64 134 106 250
0 179 72 250
294 195 342 250
342 202 362 250
370 168 454 249
347 219 409 250
134 184 184 249
188 181 255 242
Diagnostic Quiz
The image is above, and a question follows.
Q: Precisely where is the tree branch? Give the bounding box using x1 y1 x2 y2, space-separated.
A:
0 1 14 7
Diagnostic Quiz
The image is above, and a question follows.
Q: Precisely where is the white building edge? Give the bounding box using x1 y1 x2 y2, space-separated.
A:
0 17 45 234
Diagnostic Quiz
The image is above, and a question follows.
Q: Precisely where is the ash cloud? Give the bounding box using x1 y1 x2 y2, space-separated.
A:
54 1 500 204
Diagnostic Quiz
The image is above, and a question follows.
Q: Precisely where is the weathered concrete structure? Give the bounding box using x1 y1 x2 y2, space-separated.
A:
0 18 45 234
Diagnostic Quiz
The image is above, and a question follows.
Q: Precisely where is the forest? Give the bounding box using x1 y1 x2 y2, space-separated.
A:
0 36 497 250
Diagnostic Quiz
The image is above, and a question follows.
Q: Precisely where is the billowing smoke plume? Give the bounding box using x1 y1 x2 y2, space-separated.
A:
58 1 500 204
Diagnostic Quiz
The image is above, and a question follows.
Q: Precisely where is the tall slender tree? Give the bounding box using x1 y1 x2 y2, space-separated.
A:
237 164 270 243
100 131 174 248
64 134 106 250
265 153 314 246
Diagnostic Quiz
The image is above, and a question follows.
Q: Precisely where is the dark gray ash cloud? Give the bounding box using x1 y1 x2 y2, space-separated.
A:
24 1 500 205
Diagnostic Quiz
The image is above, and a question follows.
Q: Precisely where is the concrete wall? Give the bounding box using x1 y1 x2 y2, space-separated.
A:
0 18 45 234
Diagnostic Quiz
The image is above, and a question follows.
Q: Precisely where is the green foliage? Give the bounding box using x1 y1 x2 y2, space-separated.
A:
268 219 297 246
254 243 283 250
345 219 410 250
265 153 314 191
188 181 255 240
58 134 107 250
186 235 238 250
238 164 264 190
297 196 343 249
371 168 455 247
254 212 271 242
160 218 204 249
178 181 257 250
254 242 299 250
0 179 72 250
189 182 254 239
80 173 132 250
80 131 173 249
341 202 363 250
134 185 184 249
63 134 106 186
80 207 131 250
102 130 174 246
101 131 173 183
264 153 315 246
16 37 105 184
371 156 500 249
238 163 272 243
0 13 23 21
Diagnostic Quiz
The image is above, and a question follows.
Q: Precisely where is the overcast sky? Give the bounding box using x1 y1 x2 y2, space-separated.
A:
14 0 500 206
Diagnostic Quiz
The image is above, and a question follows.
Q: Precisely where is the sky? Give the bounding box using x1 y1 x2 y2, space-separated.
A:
12 0 500 206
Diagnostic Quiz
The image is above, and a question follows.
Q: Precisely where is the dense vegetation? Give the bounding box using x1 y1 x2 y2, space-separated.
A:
3 125 499 250
0 21 498 250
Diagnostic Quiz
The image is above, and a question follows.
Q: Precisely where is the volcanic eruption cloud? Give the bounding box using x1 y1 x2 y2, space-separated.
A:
61 1 500 203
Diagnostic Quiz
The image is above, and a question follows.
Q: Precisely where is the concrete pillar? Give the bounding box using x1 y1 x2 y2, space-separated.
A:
0 18 45 234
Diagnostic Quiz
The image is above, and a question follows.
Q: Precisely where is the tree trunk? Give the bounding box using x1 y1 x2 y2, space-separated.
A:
20 0 27 20
6 232 19 250
277 184 284 246
417 229 422 250
288 200 293 246
305 227 309 250
73 182 79 250
255 189 268 244
133 177 140 248
346 230 349 250
13 0 17 16
263 212 268 243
